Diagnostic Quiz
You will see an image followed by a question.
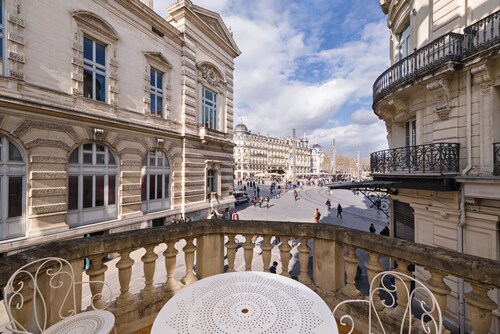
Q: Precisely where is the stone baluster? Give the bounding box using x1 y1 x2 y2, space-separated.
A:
163 241 180 292
365 251 384 310
279 236 292 276
298 238 312 285
225 234 238 272
425 269 451 327
86 255 108 309
116 249 135 307
140 245 158 300
181 238 197 285
393 259 412 318
243 234 255 271
343 245 361 297
261 235 272 272
465 282 496 334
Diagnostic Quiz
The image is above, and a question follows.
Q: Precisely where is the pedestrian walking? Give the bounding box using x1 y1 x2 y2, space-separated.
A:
325 198 331 210
259 197 263 208
265 195 270 208
231 211 239 220
293 189 298 201
225 210 232 221
380 226 390 236
270 261 278 274
257 186 260 197
337 203 343 218
314 208 321 224
369 223 376 233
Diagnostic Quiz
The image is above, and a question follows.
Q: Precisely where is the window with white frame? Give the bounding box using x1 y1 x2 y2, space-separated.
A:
397 24 411 61
68 143 117 227
202 87 217 130
150 68 164 117
207 169 216 193
141 150 171 213
83 36 106 102
0 136 26 240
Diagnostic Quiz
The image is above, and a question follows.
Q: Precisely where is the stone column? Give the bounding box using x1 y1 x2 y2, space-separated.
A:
181 238 198 285
140 245 158 300
243 234 254 271
225 234 238 272
343 245 361 297
313 239 344 292
196 234 224 278
465 282 496 334
86 256 108 310
163 241 180 292
298 239 312 285
425 270 451 327
279 236 292 276
116 250 135 307
261 235 272 272
365 251 384 310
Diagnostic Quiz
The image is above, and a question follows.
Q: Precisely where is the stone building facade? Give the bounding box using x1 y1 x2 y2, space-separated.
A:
0 0 240 255
233 123 325 179
371 1 500 332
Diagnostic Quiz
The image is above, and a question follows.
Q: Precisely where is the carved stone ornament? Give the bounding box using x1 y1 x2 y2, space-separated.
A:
426 79 451 120
198 64 223 88
387 99 407 114
94 128 104 141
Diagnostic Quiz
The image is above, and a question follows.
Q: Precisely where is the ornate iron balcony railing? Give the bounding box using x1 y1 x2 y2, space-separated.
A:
494 142 500 176
373 33 463 106
370 142 460 174
464 10 500 57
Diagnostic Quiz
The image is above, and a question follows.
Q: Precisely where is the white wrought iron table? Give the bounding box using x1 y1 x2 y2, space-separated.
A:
151 271 338 334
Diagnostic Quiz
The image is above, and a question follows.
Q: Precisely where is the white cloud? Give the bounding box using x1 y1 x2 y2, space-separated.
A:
153 1 390 158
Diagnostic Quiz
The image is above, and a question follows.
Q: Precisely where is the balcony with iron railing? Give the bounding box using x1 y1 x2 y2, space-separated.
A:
0 219 498 334
464 10 500 58
373 33 463 106
494 142 500 176
370 143 460 174
373 9 500 107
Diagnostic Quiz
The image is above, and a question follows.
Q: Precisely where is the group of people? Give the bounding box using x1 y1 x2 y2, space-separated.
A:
369 223 390 236
224 210 240 220
313 201 343 223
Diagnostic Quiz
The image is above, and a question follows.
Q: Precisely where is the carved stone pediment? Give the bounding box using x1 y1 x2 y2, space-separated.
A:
73 11 119 41
426 79 451 120
197 62 224 88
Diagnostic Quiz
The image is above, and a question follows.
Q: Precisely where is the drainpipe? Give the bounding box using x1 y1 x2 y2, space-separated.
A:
458 68 472 334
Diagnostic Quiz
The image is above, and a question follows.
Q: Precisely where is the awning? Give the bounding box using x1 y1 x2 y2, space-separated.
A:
327 180 399 194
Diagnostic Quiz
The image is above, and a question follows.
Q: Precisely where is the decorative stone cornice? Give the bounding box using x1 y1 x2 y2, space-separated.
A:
426 79 451 120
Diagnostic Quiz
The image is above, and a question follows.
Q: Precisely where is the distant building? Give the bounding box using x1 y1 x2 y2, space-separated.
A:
0 0 240 255
233 123 326 179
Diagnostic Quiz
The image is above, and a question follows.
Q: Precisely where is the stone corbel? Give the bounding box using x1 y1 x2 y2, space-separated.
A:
471 63 494 94
387 98 407 114
156 138 165 149
426 79 451 120
93 128 104 141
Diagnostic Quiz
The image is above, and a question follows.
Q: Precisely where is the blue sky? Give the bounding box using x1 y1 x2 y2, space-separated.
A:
154 0 390 158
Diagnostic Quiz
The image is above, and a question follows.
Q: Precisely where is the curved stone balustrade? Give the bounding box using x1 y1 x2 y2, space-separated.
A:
0 220 498 333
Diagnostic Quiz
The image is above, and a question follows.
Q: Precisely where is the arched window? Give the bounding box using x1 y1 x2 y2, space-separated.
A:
141 150 171 213
0 136 26 240
67 143 118 227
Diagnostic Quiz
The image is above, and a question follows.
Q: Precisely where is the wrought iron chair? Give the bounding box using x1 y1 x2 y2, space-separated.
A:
3 257 115 334
333 270 443 334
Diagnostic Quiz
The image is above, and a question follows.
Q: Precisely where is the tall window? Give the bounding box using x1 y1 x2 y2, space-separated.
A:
207 169 216 193
83 36 106 102
141 150 171 213
398 24 411 60
0 136 26 240
202 87 217 130
405 120 416 147
150 68 164 117
68 143 117 227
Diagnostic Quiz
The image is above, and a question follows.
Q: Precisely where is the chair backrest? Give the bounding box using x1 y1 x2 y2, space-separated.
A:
333 270 443 334
3 257 79 333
